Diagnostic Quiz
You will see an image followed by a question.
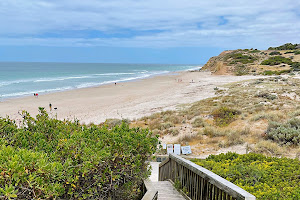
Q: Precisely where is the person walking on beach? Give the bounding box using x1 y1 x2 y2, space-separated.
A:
49 103 52 111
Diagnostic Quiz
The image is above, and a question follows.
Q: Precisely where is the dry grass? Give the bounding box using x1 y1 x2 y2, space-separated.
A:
202 126 226 137
192 117 206 128
250 111 286 122
225 131 244 147
132 77 300 157
250 140 284 156
176 132 201 144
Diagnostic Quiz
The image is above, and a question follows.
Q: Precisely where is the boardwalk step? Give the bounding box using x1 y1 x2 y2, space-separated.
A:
152 181 186 200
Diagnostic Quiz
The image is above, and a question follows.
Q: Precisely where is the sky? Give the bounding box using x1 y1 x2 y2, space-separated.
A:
0 0 299 64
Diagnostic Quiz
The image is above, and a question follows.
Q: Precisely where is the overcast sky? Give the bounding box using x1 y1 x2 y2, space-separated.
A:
0 0 299 63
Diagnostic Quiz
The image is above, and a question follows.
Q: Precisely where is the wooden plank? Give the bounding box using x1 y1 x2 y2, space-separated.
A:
167 154 256 200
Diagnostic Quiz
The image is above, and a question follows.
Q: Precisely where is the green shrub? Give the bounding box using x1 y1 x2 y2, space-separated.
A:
291 62 300 71
0 145 65 199
269 51 281 55
268 43 299 50
261 56 292 65
255 92 277 100
249 49 260 53
262 70 291 75
192 152 300 199
211 107 241 126
229 53 257 64
284 51 296 54
266 118 300 146
0 108 158 199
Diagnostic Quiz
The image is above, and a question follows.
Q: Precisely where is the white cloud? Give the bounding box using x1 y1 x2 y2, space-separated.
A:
0 0 300 48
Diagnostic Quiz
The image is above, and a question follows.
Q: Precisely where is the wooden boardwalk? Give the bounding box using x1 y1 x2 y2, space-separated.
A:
149 162 185 200
152 181 186 200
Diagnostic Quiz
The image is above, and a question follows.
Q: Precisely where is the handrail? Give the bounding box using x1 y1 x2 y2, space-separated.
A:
141 180 158 200
159 153 256 200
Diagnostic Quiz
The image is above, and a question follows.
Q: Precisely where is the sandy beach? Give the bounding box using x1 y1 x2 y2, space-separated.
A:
0 71 265 125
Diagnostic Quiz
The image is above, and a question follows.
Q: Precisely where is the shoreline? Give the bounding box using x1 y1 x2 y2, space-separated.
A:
0 66 202 101
0 71 267 125
0 71 179 102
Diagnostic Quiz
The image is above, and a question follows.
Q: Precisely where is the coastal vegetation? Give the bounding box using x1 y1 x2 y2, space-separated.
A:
227 53 257 64
192 152 300 199
268 43 300 50
201 43 300 75
133 76 300 158
0 108 158 199
261 56 292 65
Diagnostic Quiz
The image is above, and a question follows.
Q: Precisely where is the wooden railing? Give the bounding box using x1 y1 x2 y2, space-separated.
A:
159 154 256 200
141 180 158 200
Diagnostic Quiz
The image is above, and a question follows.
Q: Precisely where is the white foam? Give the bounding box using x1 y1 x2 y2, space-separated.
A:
1 86 73 98
34 72 137 83
0 79 35 87
184 66 203 71
76 71 169 89
94 72 135 76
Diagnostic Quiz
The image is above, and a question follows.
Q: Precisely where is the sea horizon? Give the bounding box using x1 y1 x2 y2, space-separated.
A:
0 62 202 100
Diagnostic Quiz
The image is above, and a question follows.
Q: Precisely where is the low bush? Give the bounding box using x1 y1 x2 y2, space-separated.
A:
229 53 257 64
266 118 300 146
160 122 174 130
192 152 300 199
149 119 161 130
291 62 300 71
269 51 281 55
249 49 261 53
211 107 241 126
192 117 206 128
104 118 130 128
255 92 277 100
263 70 291 75
268 43 299 50
0 108 158 199
163 115 182 124
261 56 292 65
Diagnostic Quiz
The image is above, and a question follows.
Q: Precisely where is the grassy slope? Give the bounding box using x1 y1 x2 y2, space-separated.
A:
201 49 300 76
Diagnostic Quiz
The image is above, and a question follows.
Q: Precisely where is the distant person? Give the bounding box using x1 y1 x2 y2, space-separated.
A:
49 103 52 111
34 93 36 97
115 82 117 86
36 93 38 98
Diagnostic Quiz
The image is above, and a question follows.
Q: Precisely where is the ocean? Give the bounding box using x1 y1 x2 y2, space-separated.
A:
0 62 200 100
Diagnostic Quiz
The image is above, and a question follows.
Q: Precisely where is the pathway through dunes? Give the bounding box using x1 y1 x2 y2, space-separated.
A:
149 162 185 200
